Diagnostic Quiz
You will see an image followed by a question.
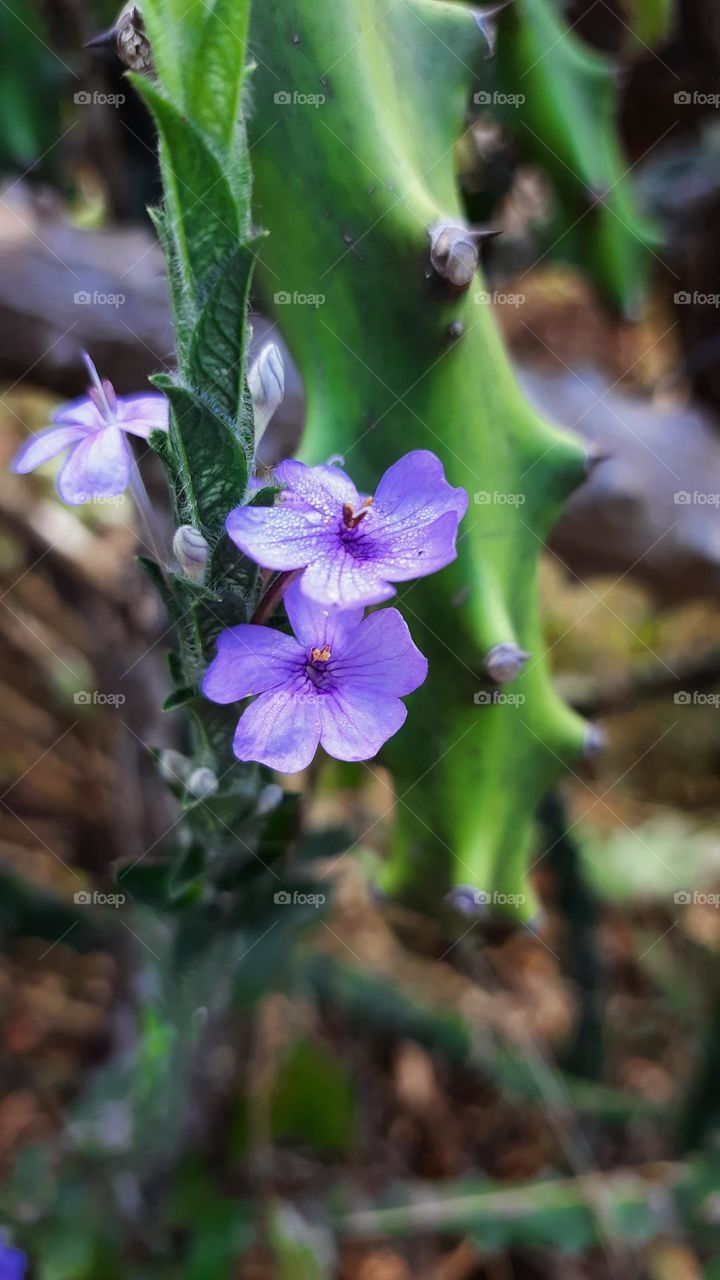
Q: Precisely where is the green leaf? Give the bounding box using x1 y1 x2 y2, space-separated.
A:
163 383 249 534
131 78 239 305
188 0 251 152
189 245 255 424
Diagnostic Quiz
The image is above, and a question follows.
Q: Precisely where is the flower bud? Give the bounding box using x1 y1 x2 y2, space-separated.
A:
484 643 531 685
186 767 219 799
249 343 285 444
158 750 192 786
173 525 210 585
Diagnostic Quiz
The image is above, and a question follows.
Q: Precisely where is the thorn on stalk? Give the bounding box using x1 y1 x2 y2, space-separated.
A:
429 223 501 290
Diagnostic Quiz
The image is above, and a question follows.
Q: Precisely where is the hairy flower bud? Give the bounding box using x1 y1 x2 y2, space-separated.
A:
187 767 219 799
249 343 285 444
484 643 531 685
173 525 210 585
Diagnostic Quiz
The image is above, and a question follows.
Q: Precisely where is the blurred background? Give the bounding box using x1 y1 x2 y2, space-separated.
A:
4 0 720 1276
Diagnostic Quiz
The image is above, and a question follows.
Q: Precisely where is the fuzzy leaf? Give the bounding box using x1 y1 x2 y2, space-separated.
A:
188 0 251 152
131 77 239 305
162 383 249 534
189 245 255 425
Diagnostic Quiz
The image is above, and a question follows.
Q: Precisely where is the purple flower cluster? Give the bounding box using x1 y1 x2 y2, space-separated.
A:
203 451 467 772
11 353 168 505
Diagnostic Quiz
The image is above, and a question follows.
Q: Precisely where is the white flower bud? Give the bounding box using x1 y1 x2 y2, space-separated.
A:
173 525 210 585
186 767 219 799
249 343 285 444
158 750 192 785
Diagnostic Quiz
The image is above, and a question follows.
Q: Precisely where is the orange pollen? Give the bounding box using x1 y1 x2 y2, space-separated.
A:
311 644 332 664
342 496 374 529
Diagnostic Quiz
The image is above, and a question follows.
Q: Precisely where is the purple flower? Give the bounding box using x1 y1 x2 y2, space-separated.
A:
226 450 468 608
201 582 428 772
11 353 168 505
0 1240 27 1280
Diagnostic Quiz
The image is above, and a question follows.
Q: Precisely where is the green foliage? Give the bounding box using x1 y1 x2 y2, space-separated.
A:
248 0 588 919
0 0 62 173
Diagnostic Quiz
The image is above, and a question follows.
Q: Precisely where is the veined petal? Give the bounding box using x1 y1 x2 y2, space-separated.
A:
52 397 105 430
300 547 397 608
275 458 360 515
335 607 428 696
226 505 335 570
318 685 407 761
374 449 468 527
11 425 89 475
284 579 363 649
202 626 304 704
233 687 322 772
366 510 462 583
118 395 169 438
57 425 131 504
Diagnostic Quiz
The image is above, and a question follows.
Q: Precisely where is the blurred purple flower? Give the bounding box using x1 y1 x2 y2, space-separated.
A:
226 450 468 608
11 353 168 505
0 1240 27 1280
202 582 428 772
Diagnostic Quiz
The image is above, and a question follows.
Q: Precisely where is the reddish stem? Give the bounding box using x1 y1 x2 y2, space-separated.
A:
251 569 301 625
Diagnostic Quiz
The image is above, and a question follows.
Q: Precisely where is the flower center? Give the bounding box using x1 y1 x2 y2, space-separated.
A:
342 496 373 530
306 644 333 689
311 644 332 663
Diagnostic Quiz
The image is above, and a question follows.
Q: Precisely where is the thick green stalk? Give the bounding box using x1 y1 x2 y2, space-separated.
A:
248 0 589 918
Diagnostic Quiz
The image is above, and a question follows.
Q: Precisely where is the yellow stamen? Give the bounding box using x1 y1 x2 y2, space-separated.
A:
311 644 332 663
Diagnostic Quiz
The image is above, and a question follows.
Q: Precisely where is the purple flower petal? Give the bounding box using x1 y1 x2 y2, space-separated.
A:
301 547 397 608
373 449 468 525
226 506 335 571
52 397 104 429
335 607 428 696
232 685 321 773
318 685 407 761
274 459 360 514
11 424 90 474
57 426 131 504
364 509 463 584
201 626 303 704
0 1243 27 1280
118 395 170 438
284 580 363 648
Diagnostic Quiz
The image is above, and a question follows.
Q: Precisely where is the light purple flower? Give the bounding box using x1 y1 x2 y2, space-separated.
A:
11 353 168 505
201 582 428 773
0 1240 27 1280
226 450 468 608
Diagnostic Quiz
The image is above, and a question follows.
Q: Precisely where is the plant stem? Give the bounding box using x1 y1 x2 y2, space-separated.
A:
251 570 301 626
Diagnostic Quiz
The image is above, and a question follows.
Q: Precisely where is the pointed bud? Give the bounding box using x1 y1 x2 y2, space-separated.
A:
429 223 500 289
158 750 192 786
173 525 210 585
485 643 531 684
249 343 285 445
186 767 219 799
